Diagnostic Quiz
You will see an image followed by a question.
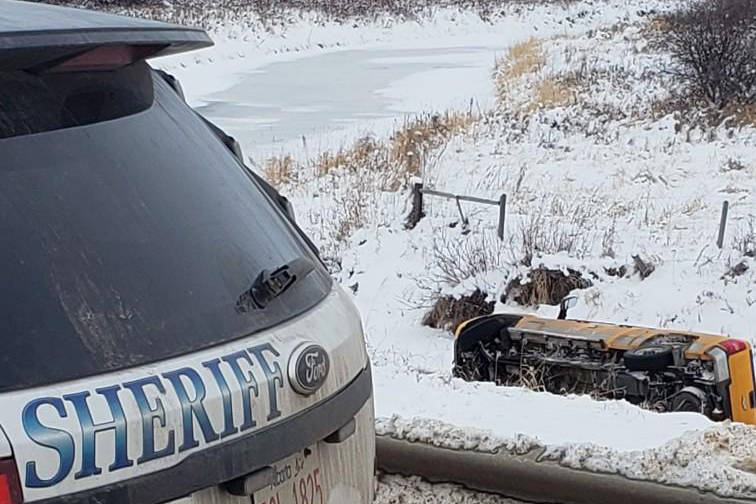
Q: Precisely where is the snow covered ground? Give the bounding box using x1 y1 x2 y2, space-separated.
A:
147 0 756 497
375 473 521 503
155 0 672 160
377 416 756 497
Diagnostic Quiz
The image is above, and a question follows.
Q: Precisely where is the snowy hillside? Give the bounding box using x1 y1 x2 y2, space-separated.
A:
139 0 756 496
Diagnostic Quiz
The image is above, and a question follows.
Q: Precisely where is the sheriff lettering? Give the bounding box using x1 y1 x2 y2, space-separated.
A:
21 342 285 488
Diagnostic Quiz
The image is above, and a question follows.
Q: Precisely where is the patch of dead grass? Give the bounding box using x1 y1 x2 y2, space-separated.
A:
726 103 756 127
504 38 545 81
528 76 577 111
263 155 297 186
316 136 385 178
302 109 478 250
310 111 476 192
389 111 477 183
643 15 671 36
496 38 580 112
495 38 545 104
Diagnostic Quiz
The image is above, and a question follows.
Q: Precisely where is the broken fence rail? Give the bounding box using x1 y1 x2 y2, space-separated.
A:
406 182 507 240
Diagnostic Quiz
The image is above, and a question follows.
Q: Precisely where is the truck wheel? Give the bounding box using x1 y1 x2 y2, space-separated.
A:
623 346 674 372
671 387 712 417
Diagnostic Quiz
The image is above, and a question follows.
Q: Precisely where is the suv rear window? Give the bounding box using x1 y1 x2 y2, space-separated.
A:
0 65 332 392
0 63 153 139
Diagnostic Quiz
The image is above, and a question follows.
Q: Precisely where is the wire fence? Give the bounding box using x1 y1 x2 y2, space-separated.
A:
405 182 507 240
406 182 740 253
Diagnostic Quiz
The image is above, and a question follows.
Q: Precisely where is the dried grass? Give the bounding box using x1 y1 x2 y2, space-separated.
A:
263 155 297 186
641 15 672 40
726 103 756 127
495 38 545 105
303 110 477 252
389 111 477 183
316 136 385 178
515 360 548 392
41 0 581 30
309 111 476 195
503 38 545 81
721 157 748 172
429 232 505 287
733 218 756 258
495 39 586 113
528 76 577 111
418 232 504 331
514 196 602 266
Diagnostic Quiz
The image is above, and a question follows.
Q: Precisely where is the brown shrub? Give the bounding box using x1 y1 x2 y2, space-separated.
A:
429 232 505 287
661 0 756 109
504 268 591 306
632 254 656 280
422 289 495 331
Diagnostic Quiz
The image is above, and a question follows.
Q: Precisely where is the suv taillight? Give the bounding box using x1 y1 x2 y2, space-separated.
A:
0 459 22 504
720 339 748 355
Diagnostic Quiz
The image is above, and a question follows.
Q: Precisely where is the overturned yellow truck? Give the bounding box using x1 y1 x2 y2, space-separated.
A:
453 297 756 424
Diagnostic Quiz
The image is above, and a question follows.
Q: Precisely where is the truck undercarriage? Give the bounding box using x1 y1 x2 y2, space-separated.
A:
453 317 726 420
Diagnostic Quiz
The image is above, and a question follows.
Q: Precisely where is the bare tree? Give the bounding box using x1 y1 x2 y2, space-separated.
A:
664 0 756 108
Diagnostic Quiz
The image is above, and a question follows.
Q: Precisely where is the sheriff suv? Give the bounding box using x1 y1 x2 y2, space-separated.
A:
0 2 374 504
454 297 756 425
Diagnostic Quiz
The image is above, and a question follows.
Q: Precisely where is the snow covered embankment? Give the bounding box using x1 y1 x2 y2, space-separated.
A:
337 7 756 497
161 0 756 496
375 473 521 504
378 416 756 498
358 17 756 498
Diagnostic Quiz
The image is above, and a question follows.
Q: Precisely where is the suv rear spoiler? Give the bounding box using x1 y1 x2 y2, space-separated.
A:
0 0 213 71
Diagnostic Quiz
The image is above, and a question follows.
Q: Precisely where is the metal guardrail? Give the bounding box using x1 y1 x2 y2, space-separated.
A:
405 182 507 240
376 435 753 504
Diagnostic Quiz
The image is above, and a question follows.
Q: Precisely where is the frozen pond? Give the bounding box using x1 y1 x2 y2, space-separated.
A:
194 44 505 159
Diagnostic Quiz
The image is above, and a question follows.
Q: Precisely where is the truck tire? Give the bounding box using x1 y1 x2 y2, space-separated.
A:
670 387 712 417
623 346 674 372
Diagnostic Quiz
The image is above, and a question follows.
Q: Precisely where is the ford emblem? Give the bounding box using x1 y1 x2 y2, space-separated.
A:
288 342 330 395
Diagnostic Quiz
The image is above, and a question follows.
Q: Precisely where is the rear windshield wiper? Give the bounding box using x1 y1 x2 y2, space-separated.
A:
237 257 315 311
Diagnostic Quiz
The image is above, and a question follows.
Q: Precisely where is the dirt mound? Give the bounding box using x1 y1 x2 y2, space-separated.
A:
423 289 494 331
504 268 591 306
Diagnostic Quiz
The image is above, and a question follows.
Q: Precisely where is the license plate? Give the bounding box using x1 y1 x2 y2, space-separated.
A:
253 446 326 504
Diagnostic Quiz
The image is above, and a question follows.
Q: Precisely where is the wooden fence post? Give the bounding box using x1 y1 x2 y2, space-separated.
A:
405 181 425 230
497 193 507 241
717 200 729 249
